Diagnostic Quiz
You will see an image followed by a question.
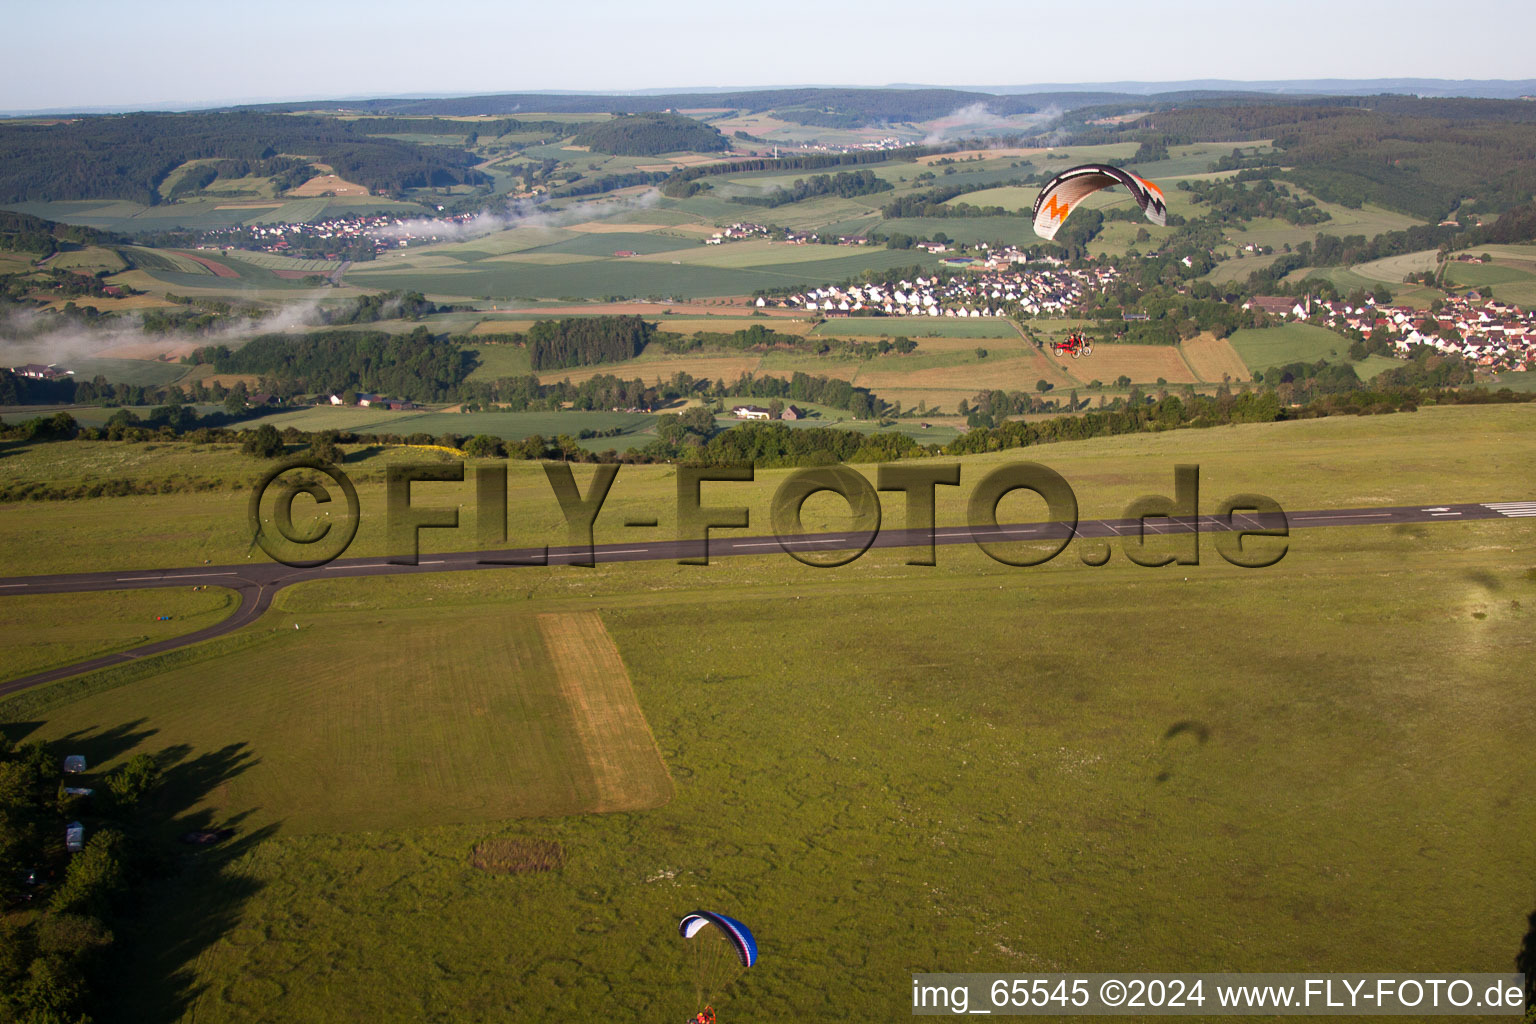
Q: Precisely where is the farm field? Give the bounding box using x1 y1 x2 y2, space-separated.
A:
811 317 1020 339
48 246 127 273
1352 248 1440 283
1043 342 1199 386
463 343 533 379
2 195 419 234
1180 333 1253 382
2 405 1533 1020
345 237 940 300
1234 201 1425 253
1443 254 1536 306
1228 323 1400 378
66 357 193 386
1203 252 1282 285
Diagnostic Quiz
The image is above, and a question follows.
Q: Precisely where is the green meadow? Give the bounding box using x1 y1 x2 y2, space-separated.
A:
2 403 1533 1021
1227 323 1399 379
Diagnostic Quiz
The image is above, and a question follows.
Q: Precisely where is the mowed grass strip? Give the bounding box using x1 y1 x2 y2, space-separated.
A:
536 611 671 813
18 604 625 833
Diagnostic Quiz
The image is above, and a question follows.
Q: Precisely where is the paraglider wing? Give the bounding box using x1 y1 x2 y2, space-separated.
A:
679 911 757 967
1032 164 1167 241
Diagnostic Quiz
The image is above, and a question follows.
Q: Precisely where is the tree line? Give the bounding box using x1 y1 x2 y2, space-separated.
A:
0 736 167 1022
655 323 917 360
730 169 893 208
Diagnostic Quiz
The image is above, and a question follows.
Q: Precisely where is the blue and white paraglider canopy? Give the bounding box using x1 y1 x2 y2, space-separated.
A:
679 911 758 968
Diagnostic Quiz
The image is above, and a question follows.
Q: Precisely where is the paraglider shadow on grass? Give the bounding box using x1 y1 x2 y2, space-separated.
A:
1155 720 1211 783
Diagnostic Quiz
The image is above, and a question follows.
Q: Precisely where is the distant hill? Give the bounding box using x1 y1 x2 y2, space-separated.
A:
976 79 1536 100
0 209 122 253
570 113 728 156
8 81 1536 118
0 113 489 205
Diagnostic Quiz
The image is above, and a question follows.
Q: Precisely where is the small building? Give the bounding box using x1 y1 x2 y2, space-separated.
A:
732 405 771 420
781 405 805 420
63 755 86 774
10 363 70 380
1248 296 1297 318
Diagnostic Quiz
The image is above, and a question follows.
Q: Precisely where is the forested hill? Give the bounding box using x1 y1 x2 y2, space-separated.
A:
1060 98 1536 222
571 114 728 156
0 210 123 253
237 88 1028 119
0 113 489 205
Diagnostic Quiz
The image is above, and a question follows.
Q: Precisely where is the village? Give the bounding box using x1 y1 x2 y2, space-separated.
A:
756 255 1113 319
1248 292 1536 373
196 210 492 260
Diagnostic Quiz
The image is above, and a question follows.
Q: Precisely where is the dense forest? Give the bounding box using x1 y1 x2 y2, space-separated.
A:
522 316 656 371
570 113 728 156
190 328 476 399
0 113 489 205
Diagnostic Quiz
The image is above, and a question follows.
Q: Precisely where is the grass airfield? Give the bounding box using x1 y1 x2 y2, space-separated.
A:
1 404 1534 1021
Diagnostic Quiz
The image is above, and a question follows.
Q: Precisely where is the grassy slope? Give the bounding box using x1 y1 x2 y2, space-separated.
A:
1 404 1533 1019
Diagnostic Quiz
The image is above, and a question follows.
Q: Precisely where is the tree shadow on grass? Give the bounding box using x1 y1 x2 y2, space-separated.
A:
34 726 283 1024
1517 905 1535 1013
34 717 160 767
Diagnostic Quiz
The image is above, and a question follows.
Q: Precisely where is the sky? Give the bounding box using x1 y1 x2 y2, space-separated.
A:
4 0 1535 112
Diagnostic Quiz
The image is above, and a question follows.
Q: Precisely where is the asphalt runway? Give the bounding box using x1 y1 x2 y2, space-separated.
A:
2 498 1532 698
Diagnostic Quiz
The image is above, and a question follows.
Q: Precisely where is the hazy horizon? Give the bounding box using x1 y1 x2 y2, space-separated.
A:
4 0 1534 113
